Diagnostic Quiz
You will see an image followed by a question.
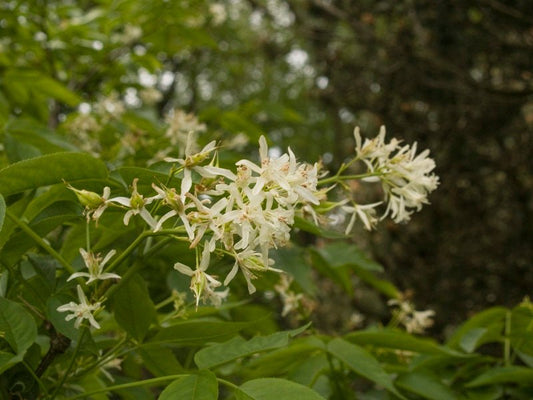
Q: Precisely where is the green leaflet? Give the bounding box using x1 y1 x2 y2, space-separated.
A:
396 371 457 400
0 297 37 374
194 323 310 369
0 152 108 196
327 338 406 399
159 371 218 400
112 274 157 342
236 378 325 400
0 194 5 233
466 366 533 388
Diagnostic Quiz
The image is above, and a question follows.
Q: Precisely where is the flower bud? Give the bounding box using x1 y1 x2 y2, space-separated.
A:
71 188 104 209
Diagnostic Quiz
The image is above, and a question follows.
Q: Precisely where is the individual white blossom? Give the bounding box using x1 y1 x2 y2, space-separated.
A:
224 248 280 294
68 249 120 284
354 126 439 223
274 274 304 317
110 178 158 229
57 285 101 329
341 201 381 232
99 357 123 382
165 134 221 198
174 246 228 307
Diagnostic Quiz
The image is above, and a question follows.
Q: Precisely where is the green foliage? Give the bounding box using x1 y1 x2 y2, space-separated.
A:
237 378 327 400
159 371 218 400
327 338 406 399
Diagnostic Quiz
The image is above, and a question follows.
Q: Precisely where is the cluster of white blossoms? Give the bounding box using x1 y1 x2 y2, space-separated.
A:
165 109 207 154
60 126 439 327
350 126 439 224
57 247 121 329
158 134 323 300
388 299 436 334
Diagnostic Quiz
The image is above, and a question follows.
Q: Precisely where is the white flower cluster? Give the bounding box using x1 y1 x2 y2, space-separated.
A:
63 125 440 318
388 299 435 334
161 134 323 300
165 109 207 155
67 134 322 309
57 248 120 329
353 126 439 223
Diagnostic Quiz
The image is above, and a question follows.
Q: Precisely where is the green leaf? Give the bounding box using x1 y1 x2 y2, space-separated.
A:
159 371 218 400
137 346 184 377
0 153 108 196
246 336 326 377
0 194 32 253
149 320 250 346
0 194 5 233
271 247 316 294
465 366 533 388
118 166 169 190
194 324 310 369
0 297 37 355
349 265 400 298
294 216 346 239
464 386 504 400
327 338 406 399
36 75 82 106
396 371 457 400
5 118 77 158
0 351 24 375
314 242 383 272
345 329 465 357
447 307 507 350
510 305 533 365
112 274 156 342
237 378 326 400
219 111 263 141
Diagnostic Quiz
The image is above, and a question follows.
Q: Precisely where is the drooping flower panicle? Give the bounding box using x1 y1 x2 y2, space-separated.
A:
353 126 439 223
66 125 439 310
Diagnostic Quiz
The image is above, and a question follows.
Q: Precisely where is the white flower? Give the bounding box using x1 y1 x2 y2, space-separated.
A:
341 202 381 232
68 249 120 284
274 274 304 317
109 178 158 229
224 249 281 294
100 357 122 382
151 184 194 238
165 133 219 198
57 285 101 329
174 246 227 308
388 299 435 334
185 194 228 249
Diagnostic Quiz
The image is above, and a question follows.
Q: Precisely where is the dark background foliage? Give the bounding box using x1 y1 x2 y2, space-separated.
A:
286 0 533 332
